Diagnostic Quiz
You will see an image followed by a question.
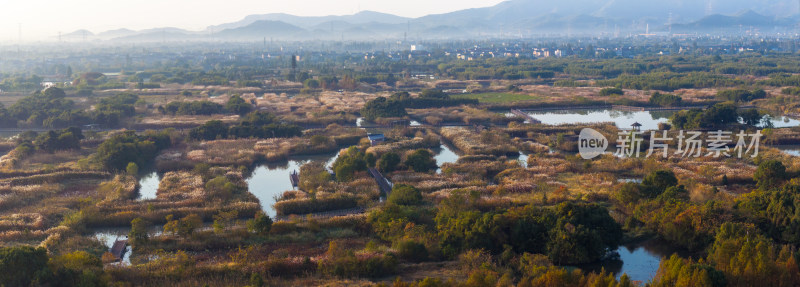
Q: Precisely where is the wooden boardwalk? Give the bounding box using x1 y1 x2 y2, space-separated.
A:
368 167 393 197
110 239 128 262
510 109 542 124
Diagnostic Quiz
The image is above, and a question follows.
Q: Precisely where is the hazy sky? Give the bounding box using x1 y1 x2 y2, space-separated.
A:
0 0 506 41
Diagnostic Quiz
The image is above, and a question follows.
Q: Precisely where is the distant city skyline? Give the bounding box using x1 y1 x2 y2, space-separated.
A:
0 0 505 42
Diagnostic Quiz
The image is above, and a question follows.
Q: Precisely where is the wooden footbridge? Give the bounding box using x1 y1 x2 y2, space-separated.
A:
510 109 542 124
368 167 393 197
109 239 128 262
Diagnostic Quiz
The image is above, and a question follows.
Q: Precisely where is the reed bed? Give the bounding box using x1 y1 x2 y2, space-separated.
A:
274 193 360 216
409 106 510 125
0 171 110 186
158 171 205 200
254 138 294 161
439 127 518 156
366 136 440 156
0 213 45 231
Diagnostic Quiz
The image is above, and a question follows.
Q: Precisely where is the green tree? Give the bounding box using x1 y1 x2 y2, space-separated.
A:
378 152 401 172
129 217 150 247
247 212 273 236
332 147 368 181
0 246 50 287
599 87 624 97
739 109 763 126
126 162 139 175
405 149 437 172
546 202 623 264
225 94 253 116
189 120 229 140
641 169 678 198
361 96 407 121
649 92 683 107
299 162 332 192
395 240 428 262
754 160 787 190
387 184 423 205
420 89 449 99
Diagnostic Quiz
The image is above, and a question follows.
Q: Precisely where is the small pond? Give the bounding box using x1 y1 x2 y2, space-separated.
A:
136 171 160 200
576 238 691 283
93 225 163 265
775 145 800 157
433 142 460 173
518 152 529 168
246 152 339 218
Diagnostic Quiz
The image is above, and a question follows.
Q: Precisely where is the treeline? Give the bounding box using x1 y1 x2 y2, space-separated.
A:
360 90 478 121
93 130 172 171
189 112 301 141
159 95 253 116
596 72 743 91
13 128 84 156
649 92 682 107
670 102 764 129
613 167 800 286
0 87 137 128
369 189 623 265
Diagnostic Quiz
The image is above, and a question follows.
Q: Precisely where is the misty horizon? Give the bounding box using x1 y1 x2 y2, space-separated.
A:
0 0 505 41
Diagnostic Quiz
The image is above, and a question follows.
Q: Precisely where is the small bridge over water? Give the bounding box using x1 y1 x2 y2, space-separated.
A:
368 167 393 197
109 239 128 262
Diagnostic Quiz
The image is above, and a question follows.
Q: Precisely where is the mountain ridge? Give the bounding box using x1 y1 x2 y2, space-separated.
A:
68 0 800 42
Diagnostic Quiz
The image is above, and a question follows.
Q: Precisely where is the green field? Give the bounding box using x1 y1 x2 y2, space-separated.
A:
452 92 543 103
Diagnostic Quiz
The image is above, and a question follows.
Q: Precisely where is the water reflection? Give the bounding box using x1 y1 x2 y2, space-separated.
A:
246 152 339 218
576 238 690 283
764 115 800 128
524 109 800 131
526 110 672 130
775 145 800 157
433 142 460 173
93 225 163 264
518 152 529 168
137 172 160 200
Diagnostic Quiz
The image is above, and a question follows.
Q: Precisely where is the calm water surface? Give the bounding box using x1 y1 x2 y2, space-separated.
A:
245 152 339 217
526 110 672 130
137 172 160 200
577 238 690 284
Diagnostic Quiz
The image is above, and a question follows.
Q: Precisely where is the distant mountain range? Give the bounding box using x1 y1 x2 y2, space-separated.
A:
67 0 800 42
